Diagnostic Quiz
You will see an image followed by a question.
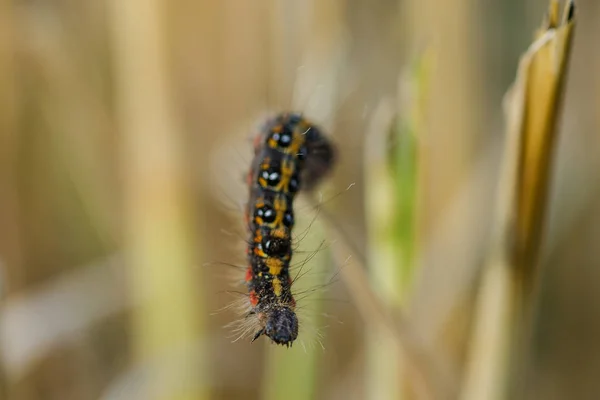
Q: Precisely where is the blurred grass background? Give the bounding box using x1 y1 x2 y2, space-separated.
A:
0 0 598 399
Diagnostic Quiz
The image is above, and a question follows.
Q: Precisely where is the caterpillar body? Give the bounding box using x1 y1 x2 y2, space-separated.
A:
243 112 335 347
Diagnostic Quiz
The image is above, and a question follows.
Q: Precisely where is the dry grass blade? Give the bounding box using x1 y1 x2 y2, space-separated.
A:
460 1 576 399
332 241 456 400
109 0 207 398
0 2 17 397
512 0 576 279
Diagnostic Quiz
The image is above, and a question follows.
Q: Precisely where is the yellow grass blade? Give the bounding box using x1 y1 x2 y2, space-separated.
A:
513 0 576 276
461 1 576 399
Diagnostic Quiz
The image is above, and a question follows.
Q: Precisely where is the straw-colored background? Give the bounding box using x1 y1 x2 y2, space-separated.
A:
0 0 598 399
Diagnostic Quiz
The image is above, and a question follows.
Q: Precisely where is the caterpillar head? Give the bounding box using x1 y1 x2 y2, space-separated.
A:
253 306 298 347
302 129 336 190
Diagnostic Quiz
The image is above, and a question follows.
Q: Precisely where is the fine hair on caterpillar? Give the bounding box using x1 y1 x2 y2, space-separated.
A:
220 253 346 352
245 112 336 346
207 181 352 343
212 204 344 347
208 111 342 347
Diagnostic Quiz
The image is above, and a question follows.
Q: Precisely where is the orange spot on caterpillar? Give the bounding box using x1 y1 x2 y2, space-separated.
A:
245 267 252 282
271 228 287 239
249 290 258 307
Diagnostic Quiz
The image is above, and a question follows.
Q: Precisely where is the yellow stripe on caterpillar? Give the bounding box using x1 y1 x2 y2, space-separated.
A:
272 276 283 297
266 257 283 276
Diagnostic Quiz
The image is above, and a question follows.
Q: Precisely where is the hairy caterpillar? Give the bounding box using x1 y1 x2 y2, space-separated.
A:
241 112 336 347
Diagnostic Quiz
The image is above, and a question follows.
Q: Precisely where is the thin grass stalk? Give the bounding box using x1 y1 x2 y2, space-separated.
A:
331 237 456 400
401 0 481 237
394 52 432 296
109 0 207 399
364 99 403 400
398 0 483 388
364 53 430 400
394 52 432 399
31 27 117 250
0 0 19 291
0 1 18 397
460 2 576 399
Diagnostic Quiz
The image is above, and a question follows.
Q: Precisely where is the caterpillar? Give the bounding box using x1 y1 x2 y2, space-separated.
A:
241 112 335 347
